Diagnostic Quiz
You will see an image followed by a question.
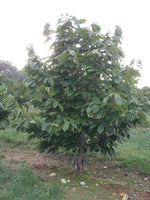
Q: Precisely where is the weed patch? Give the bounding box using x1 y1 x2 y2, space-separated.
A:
0 162 64 200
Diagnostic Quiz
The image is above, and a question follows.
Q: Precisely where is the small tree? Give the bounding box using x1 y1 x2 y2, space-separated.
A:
18 15 150 173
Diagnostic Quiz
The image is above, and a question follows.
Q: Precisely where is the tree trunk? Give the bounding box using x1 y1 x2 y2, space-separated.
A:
77 131 86 173
77 149 84 173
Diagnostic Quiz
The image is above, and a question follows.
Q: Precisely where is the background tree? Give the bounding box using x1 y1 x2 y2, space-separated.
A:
17 15 150 173
0 60 18 79
138 86 150 100
0 83 15 129
14 83 31 112
0 73 18 94
0 60 29 111
17 70 27 84
0 60 27 83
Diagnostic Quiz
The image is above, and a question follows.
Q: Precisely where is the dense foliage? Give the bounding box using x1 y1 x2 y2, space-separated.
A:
17 15 150 172
0 59 30 111
0 83 15 129
138 86 150 101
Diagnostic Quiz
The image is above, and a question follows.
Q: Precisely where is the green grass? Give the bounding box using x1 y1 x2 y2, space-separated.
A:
115 127 150 175
0 128 28 144
0 127 38 146
0 162 65 200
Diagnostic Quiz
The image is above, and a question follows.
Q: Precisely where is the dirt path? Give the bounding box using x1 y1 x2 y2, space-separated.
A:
0 142 69 179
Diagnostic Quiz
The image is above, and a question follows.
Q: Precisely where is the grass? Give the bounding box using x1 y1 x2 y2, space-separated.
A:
0 127 28 145
0 127 38 147
115 127 150 175
0 162 64 200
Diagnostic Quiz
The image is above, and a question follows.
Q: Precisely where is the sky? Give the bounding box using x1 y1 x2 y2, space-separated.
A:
0 0 150 88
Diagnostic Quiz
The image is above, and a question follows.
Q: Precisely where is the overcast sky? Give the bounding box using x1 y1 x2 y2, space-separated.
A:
0 0 150 87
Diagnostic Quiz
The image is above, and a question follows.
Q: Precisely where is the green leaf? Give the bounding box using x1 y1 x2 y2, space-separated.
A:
70 120 78 129
66 90 74 96
103 96 109 104
115 25 122 38
69 50 76 57
24 120 30 129
114 93 123 106
97 124 104 134
103 93 113 104
47 77 54 86
119 47 125 58
79 19 86 24
93 97 100 104
53 100 58 108
79 118 88 126
81 64 86 70
49 112 57 116
58 103 64 112
87 106 92 114
63 121 70 132
17 119 28 131
41 123 47 131
130 59 135 66
91 23 101 32
92 104 99 113
91 49 101 57
87 68 96 72
114 76 121 84
45 87 50 93
50 123 59 127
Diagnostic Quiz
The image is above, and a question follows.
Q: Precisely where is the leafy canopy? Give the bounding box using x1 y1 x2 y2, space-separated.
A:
17 14 150 156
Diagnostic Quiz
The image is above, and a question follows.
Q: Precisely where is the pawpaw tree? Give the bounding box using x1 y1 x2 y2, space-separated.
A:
18 15 150 173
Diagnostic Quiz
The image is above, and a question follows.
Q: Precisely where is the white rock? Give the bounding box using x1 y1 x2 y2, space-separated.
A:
80 181 86 186
50 173 56 177
61 178 67 184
